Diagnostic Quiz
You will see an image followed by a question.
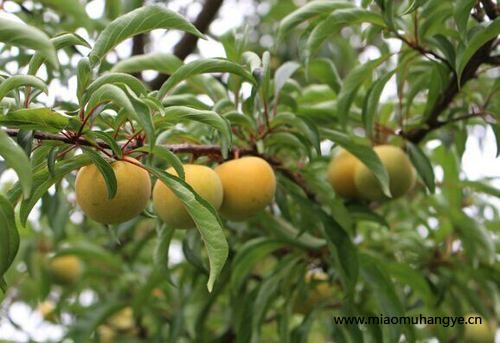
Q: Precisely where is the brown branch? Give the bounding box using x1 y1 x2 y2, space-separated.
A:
150 0 224 90
4 128 317 201
480 0 499 20
401 38 496 143
131 34 146 80
394 32 454 71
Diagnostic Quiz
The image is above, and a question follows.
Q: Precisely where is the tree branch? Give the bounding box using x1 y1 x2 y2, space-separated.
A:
401 38 497 143
4 128 317 202
480 0 499 20
150 0 224 90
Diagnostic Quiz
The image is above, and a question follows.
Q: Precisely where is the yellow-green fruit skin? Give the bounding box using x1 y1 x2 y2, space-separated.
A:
152 165 223 229
75 158 151 224
48 255 82 285
464 314 496 343
215 157 276 221
354 145 416 200
327 150 359 199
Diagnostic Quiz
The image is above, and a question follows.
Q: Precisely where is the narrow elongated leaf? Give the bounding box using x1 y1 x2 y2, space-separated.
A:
456 19 500 83
89 5 204 65
0 75 47 102
407 142 435 193
146 166 228 292
134 145 184 180
28 32 90 75
362 70 395 139
0 18 57 68
274 61 300 98
77 57 92 102
462 180 500 198
322 129 391 197
84 73 147 103
157 58 256 100
263 214 326 250
86 84 135 117
0 108 69 132
336 57 387 125
0 194 19 286
0 130 32 198
360 256 405 342
111 53 182 74
38 0 91 26
308 58 342 93
11 155 91 225
453 0 476 34
318 211 358 292
306 9 386 59
158 106 232 158
385 262 435 307
82 149 117 200
86 131 123 159
278 1 354 40
230 238 286 293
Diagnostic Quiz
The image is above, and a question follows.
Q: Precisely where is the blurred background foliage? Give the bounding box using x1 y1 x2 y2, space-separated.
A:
0 0 499 342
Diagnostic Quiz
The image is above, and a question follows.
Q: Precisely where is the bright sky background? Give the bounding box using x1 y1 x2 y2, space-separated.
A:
0 0 499 341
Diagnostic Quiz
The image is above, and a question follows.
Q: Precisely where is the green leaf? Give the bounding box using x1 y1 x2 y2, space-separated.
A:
0 17 57 68
111 53 182 74
362 70 395 139
37 0 91 27
77 57 92 102
274 61 301 99
134 145 185 180
0 130 32 198
157 58 256 100
28 32 90 75
462 180 500 198
0 108 70 133
454 0 476 34
407 142 435 193
86 131 123 159
84 73 148 105
230 238 286 293
158 106 232 158
12 155 91 226
336 57 387 126
278 1 354 40
89 4 204 65
0 194 19 286
306 9 386 59
360 255 405 342
308 58 342 93
86 84 135 118
81 149 117 200
263 214 326 250
385 262 434 307
456 19 500 83
318 211 358 292
146 166 228 292
322 129 391 197
0 75 47 102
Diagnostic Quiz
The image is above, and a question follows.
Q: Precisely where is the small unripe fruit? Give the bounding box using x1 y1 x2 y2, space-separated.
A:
464 313 496 343
294 270 333 314
37 301 57 322
48 255 83 285
215 157 276 221
354 145 416 200
327 150 359 199
75 158 151 224
153 164 223 229
109 307 134 331
97 325 116 343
